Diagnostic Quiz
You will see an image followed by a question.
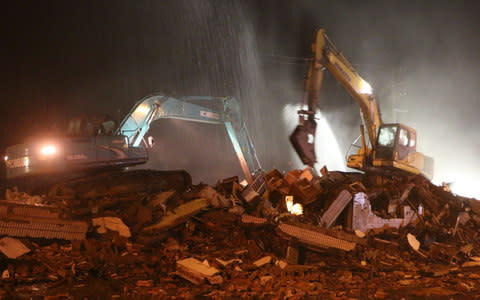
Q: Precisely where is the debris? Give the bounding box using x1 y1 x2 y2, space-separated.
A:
0 202 88 240
352 192 414 233
241 214 267 225
2 167 480 298
253 256 272 268
284 170 302 185
275 260 288 269
234 249 248 256
176 257 222 285
320 190 352 228
299 167 315 182
92 217 131 238
241 174 266 204
199 186 230 208
149 190 176 210
388 183 414 214
289 180 321 204
462 261 480 268
410 287 458 297
320 165 329 177
142 198 209 233
215 258 242 267
164 237 181 251
277 223 356 252
0 237 30 259
285 195 303 215
260 275 273 285
228 205 245 215
354 230 366 238
2 270 9 279
285 245 300 264
136 280 153 287
407 233 420 251
5 187 44 205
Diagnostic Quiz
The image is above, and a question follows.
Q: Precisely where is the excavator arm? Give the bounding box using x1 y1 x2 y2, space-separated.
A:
310 30 382 146
117 94 261 183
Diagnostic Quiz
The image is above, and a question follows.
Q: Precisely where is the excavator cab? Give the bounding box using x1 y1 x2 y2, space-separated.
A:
375 124 416 161
373 123 428 176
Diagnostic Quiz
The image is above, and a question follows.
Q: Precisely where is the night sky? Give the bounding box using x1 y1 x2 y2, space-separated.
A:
2 1 480 196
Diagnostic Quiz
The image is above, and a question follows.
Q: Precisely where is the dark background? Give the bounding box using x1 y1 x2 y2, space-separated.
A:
1 0 480 196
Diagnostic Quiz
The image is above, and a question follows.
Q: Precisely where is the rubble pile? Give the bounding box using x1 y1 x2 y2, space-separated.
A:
1 168 480 298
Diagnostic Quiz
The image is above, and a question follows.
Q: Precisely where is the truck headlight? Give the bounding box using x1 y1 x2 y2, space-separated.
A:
40 145 57 155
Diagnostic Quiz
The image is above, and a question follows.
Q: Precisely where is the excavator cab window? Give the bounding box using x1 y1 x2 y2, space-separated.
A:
398 128 409 147
376 124 417 161
409 132 416 147
377 125 397 148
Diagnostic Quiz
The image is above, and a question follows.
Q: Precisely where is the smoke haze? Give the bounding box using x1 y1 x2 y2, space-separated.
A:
1 1 480 196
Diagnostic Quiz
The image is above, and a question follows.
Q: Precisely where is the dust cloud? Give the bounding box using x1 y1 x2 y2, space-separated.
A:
2 1 480 197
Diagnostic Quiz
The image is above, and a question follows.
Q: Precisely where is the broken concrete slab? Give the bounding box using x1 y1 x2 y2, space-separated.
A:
215 258 242 267
275 260 288 269
388 183 414 214
285 244 300 265
0 237 30 259
253 256 272 267
199 186 231 208
260 275 273 285
277 223 356 252
176 257 222 285
407 233 420 251
92 217 131 238
0 202 88 240
284 170 302 185
241 214 267 225
241 174 267 204
352 192 416 233
299 167 315 182
149 190 176 210
289 180 321 204
320 190 352 228
142 198 209 233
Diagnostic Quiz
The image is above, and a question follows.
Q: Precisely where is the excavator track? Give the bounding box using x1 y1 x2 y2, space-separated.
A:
48 170 192 202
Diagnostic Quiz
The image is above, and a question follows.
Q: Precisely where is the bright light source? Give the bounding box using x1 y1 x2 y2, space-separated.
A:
3 155 7 161
285 195 303 216
359 78 373 95
40 145 57 155
239 179 248 188
433 170 480 199
135 104 150 116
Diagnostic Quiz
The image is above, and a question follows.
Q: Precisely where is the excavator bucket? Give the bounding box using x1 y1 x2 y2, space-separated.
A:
289 118 317 167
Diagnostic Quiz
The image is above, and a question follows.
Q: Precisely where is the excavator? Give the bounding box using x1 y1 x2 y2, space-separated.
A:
1 93 263 241
4 93 262 188
290 29 434 179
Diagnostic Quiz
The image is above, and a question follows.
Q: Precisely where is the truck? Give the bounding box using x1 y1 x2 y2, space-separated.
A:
290 29 434 179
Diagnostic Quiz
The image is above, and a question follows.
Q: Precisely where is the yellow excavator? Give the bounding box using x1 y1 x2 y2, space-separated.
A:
290 29 433 179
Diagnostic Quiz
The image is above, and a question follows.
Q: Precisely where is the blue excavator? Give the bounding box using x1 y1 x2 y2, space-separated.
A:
0 94 263 241
4 93 262 187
